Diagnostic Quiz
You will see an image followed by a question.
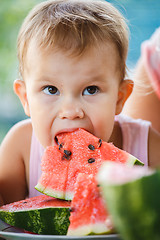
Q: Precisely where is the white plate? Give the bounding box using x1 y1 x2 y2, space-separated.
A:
0 220 121 240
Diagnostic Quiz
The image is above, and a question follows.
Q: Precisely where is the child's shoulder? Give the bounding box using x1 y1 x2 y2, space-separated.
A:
0 119 32 203
0 118 32 161
3 118 32 144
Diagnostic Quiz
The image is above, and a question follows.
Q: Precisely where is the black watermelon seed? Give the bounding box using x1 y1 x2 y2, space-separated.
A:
59 143 63 150
69 207 75 212
55 136 59 144
98 139 102 148
22 201 27 204
97 184 100 187
88 158 95 163
62 150 72 160
64 150 72 156
62 155 70 160
88 144 95 150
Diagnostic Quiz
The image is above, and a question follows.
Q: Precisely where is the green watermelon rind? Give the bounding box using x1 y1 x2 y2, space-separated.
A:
64 191 74 201
0 207 70 235
67 222 114 236
99 167 160 240
35 183 65 200
35 184 74 201
126 154 144 166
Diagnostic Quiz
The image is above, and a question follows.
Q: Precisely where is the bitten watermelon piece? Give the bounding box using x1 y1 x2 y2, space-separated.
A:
35 128 143 200
97 162 160 240
0 195 70 235
67 173 115 236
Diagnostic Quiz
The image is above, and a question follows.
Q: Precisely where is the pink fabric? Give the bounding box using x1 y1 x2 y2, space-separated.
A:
28 115 151 197
115 115 151 167
29 131 44 198
141 27 160 99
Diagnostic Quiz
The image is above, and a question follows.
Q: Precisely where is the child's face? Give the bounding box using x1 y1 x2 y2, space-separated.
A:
16 41 128 147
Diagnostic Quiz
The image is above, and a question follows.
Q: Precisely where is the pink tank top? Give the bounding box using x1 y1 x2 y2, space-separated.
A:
29 115 151 198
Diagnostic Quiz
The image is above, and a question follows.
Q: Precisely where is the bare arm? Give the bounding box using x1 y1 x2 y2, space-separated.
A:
0 119 32 205
123 56 160 134
148 126 160 168
123 85 160 133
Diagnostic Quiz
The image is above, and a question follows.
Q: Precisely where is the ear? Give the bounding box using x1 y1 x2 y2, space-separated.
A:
116 79 133 115
13 79 30 117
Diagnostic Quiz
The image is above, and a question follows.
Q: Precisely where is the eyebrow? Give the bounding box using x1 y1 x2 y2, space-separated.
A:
34 72 109 86
35 75 57 83
83 74 107 83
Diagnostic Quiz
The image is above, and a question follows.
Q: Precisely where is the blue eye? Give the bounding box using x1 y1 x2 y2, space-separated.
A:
43 86 60 95
83 86 99 95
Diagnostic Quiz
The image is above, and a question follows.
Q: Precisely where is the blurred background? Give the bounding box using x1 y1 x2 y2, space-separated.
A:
0 0 160 143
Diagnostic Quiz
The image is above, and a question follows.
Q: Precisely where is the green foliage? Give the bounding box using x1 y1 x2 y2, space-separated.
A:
0 0 43 143
0 0 42 88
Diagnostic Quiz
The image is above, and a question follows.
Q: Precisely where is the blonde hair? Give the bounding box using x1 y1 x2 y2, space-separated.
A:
17 0 129 80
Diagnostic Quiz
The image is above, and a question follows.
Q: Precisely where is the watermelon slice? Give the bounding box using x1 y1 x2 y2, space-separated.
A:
67 173 115 236
97 162 160 240
35 128 143 200
0 195 70 235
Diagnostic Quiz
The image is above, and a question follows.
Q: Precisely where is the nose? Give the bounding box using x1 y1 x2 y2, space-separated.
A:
58 99 84 120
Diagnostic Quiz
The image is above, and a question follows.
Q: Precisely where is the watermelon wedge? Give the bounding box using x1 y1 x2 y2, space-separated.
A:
67 173 115 236
35 128 143 200
97 162 160 240
0 195 70 235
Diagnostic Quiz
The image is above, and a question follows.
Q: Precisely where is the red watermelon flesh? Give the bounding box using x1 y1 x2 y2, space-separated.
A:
35 128 143 200
67 173 114 235
36 146 69 199
0 195 70 211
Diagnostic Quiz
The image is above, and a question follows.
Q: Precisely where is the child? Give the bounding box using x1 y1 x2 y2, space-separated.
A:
123 28 160 133
0 0 160 206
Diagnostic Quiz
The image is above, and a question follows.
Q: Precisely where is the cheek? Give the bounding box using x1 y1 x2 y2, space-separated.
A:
89 101 117 141
91 99 117 121
31 119 52 148
28 103 52 147
89 111 112 139
27 94 51 119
